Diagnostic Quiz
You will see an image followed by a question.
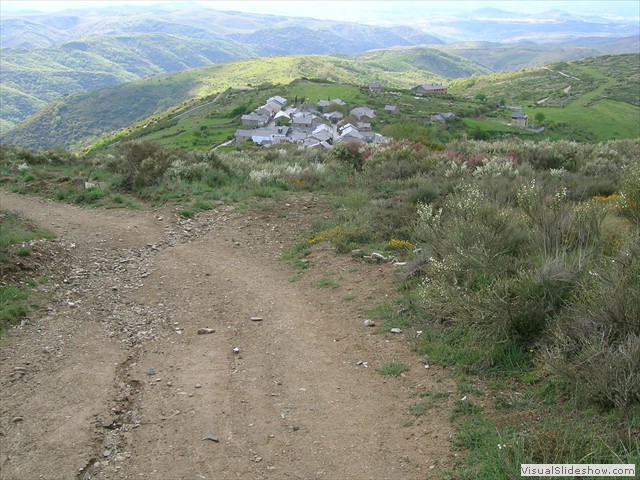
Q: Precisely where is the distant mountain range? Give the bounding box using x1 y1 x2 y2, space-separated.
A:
1 4 638 133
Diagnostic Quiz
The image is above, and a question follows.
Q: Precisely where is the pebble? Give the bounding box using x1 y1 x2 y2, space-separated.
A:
232 347 240 354
146 368 156 375
203 434 220 442
197 328 215 335
250 316 263 322
195 383 202 388
11 416 24 423
390 328 402 334
364 319 375 327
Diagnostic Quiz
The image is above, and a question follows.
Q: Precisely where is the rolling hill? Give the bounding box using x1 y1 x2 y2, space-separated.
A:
3 4 639 133
430 37 640 71
0 33 256 132
450 53 640 141
1 48 488 151
0 6 444 131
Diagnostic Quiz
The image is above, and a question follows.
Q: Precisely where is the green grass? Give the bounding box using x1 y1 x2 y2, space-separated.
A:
287 83 364 104
448 393 640 480
0 285 32 332
365 302 412 333
0 210 55 256
0 211 55 332
410 390 451 417
534 99 640 141
379 361 410 377
316 276 340 289
452 54 640 142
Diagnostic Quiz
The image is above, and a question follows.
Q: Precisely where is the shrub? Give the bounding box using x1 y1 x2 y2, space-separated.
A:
544 237 640 409
330 142 366 171
619 160 640 227
112 141 175 191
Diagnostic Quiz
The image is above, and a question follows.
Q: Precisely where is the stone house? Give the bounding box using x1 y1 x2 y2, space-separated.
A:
413 84 447 95
291 113 322 132
511 111 528 128
267 96 287 108
241 112 269 128
324 111 344 124
350 106 376 121
384 105 399 114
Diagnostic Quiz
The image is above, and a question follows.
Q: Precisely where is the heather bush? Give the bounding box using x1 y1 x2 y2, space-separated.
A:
329 142 367 171
111 141 176 190
619 160 640 226
545 236 640 408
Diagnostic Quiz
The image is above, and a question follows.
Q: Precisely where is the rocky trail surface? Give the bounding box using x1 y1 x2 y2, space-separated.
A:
1 190 454 480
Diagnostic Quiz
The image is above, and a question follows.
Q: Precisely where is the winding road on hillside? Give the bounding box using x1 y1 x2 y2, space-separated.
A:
0 190 454 480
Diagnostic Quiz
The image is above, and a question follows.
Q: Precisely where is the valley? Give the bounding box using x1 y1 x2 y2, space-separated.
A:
1 3 638 132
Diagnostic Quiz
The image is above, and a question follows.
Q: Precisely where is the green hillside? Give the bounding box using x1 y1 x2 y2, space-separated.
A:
431 38 640 71
87 80 485 152
0 33 256 130
450 54 640 141
347 46 494 78
2 48 488 150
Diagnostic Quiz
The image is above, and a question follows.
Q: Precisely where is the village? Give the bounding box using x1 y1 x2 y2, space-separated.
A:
234 82 457 149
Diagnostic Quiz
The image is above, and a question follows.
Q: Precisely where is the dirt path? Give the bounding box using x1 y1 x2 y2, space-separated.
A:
0 191 454 480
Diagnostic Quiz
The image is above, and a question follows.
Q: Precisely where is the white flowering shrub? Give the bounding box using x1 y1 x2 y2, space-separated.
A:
472 157 519 178
166 160 209 182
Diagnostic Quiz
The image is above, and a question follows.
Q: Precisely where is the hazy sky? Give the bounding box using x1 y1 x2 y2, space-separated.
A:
2 0 639 21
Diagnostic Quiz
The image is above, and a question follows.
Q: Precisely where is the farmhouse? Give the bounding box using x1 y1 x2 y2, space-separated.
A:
324 111 344 124
357 122 371 132
384 105 399 114
350 106 376 121
235 126 291 145
511 111 529 128
274 110 291 125
317 100 331 111
430 112 456 124
369 82 382 93
241 112 268 127
291 113 323 131
267 95 287 108
413 84 448 95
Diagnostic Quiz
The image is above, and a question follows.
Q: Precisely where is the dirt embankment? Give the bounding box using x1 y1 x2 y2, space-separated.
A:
1 190 455 480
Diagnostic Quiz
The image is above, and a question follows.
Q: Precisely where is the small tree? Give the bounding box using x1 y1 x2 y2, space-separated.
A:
534 112 546 125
